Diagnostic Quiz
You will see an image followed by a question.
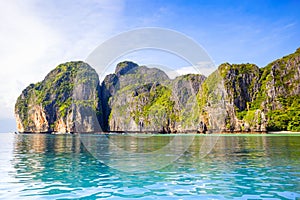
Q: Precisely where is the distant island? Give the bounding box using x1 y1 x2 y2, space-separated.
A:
15 48 300 133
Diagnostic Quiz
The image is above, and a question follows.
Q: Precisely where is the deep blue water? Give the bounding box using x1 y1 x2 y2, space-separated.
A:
0 133 300 199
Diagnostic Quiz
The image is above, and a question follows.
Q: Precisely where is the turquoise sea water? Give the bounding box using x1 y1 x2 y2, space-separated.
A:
0 133 300 199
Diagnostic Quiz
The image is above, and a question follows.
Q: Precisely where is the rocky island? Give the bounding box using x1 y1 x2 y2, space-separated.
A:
15 48 300 133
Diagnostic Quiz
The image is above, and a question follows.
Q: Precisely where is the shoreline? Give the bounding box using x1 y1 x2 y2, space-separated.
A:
13 130 300 135
266 131 300 134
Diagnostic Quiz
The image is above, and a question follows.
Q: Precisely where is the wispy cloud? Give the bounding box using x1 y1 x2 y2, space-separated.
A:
175 61 216 78
0 0 124 120
0 1 61 119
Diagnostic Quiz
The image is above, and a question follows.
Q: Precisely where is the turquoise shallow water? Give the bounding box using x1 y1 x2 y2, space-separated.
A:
0 133 300 199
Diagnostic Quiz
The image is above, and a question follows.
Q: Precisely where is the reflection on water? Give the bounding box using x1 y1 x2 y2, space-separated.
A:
80 134 200 172
1 133 300 199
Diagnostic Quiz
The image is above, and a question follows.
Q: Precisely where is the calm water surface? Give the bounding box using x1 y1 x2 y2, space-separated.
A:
0 133 300 199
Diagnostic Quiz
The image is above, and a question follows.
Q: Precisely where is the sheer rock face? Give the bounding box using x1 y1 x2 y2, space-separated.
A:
102 61 171 132
14 61 102 133
216 63 266 132
171 74 206 131
259 48 300 111
101 61 206 132
219 63 261 111
215 48 300 132
253 48 300 131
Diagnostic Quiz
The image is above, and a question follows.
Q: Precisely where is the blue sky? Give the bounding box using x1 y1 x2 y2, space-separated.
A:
122 0 300 65
0 0 300 132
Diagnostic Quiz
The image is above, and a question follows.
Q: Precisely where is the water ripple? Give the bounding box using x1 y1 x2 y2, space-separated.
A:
0 133 299 199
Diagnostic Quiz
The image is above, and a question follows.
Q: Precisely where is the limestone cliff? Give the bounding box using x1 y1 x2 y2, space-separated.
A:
251 48 300 131
15 48 300 133
171 74 206 131
15 61 102 133
215 63 266 132
102 61 171 132
100 61 207 132
213 48 300 132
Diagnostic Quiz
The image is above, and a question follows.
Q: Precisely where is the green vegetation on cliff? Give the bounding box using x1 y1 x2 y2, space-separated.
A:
251 48 300 131
266 96 300 131
15 61 101 132
218 48 300 132
132 83 177 126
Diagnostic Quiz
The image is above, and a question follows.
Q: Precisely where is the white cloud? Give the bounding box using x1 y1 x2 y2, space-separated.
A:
195 61 217 76
175 66 199 76
0 1 62 119
175 61 217 78
0 0 124 121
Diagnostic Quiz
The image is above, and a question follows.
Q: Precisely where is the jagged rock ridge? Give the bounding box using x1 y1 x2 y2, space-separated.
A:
14 48 300 133
102 61 206 133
